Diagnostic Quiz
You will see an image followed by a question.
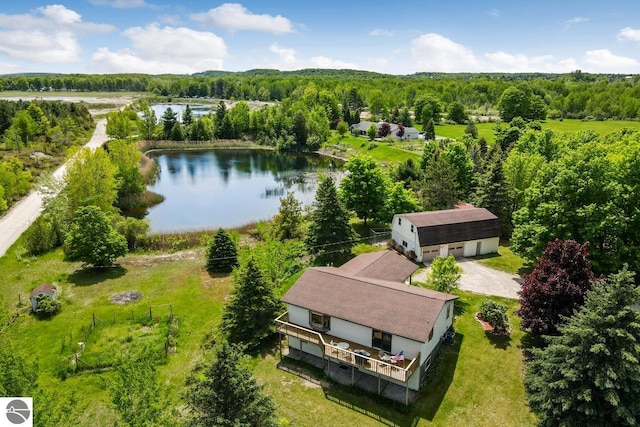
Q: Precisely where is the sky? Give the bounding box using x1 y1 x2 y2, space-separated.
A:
1 1 640 75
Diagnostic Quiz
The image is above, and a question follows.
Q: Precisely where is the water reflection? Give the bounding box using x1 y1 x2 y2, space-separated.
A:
136 149 343 232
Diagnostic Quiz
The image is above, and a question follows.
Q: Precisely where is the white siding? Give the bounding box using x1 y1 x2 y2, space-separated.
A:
419 300 454 365
288 304 311 328
289 336 323 358
391 215 420 259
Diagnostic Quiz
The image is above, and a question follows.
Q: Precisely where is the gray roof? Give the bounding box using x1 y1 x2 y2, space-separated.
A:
282 256 457 342
338 250 418 282
398 208 500 246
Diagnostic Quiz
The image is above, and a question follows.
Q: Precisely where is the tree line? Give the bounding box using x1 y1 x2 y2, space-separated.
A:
3 69 640 120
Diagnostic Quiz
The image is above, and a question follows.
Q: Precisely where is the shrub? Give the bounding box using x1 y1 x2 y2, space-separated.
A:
35 294 61 317
480 300 508 331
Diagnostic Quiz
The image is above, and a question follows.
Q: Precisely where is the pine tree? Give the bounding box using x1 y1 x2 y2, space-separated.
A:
206 228 238 273
525 266 640 426
424 119 436 141
472 145 513 236
182 104 193 125
464 120 478 138
517 239 596 336
423 151 459 209
221 258 281 350
272 191 303 241
305 176 357 260
186 342 277 427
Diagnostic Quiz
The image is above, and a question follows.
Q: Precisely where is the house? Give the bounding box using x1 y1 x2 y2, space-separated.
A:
29 283 57 312
392 207 500 262
350 121 421 140
276 250 457 404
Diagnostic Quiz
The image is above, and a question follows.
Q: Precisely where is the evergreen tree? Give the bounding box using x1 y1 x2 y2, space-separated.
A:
186 342 277 427
423 151 459 209
182 104 193 125
518 239 596 336
221 257 281 350
170 122 184 141
305 176 357 259
424 119 436 141
472 145 513 236
161 107 177 140
525 267 640 426
464 120 478 138
272 191 303 241
206 228 238 273
399 107 413 127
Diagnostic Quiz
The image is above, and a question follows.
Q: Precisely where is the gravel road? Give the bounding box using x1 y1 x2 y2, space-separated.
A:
0 119 108 257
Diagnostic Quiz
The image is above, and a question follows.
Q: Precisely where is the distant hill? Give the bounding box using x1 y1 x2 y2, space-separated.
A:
193 68 390 79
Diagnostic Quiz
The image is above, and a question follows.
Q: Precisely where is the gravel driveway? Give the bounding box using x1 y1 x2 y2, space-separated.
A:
414 257 522 299
0 119 108 257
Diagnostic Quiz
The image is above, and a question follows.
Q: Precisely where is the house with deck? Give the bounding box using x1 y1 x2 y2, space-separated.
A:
392 207 500 262
276 250 457 404
350 121 421 140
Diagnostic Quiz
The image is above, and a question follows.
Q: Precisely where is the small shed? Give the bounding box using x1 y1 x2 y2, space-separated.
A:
30 283 57 312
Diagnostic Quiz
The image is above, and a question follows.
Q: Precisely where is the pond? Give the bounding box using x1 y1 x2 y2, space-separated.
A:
133 149 344 232
149 104 215 122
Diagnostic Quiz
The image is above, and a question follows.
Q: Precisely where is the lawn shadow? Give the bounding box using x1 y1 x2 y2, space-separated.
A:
412 333 463 422
519 331 547 360
454 298 469 315
69 265 127 286
484 331 512 349
517 261 535 276
276 355 417 427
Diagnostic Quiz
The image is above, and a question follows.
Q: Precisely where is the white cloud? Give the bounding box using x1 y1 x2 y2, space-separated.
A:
0 62 20 74
158 14 183 25
369 29 394 37
268 43 358 71
485 51 578 73
0 6 112 63
618 27 640 42
88 0 149 8
566 17 589 24
488 9 500 17
583 49 639 72
92 24 227 74
191 3 293 34
411 33 481 72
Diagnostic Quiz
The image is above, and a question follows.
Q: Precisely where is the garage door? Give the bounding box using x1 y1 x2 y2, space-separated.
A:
448 244 464 258
421 245 440 261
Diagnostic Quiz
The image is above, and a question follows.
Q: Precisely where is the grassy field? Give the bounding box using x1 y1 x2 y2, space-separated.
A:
324 134 422 164
1 238 535 426
436 119 640 144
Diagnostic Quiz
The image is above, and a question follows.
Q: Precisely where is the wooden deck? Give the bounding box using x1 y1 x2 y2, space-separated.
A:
275 312 420 383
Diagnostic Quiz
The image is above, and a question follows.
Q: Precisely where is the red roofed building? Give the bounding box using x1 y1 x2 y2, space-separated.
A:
29 283 57 312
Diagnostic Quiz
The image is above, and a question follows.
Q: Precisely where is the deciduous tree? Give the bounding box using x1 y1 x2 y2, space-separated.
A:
272 191 303 241
517 239 597 336
340 155 389 226
525 266 640 426
428 255 462 293
63 147 118 215
64 205 127 267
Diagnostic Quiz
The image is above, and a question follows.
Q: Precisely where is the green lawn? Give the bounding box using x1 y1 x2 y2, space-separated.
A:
325 134 421 164
256 291 536 426
1 241 535 426
476 244 529 275
435 119 640 144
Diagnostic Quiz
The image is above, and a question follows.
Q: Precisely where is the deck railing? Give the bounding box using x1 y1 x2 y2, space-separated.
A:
275 312 419 383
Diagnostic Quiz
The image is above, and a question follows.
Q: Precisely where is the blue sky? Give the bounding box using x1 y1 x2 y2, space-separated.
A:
1 1 640 75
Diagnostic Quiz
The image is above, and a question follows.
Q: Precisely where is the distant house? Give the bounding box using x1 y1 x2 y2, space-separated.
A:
29 283 57 312
392 207 500 262
350 121 421 140
276 250 457 403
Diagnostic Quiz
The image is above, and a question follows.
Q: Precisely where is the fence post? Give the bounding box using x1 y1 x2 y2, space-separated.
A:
113 312 116 324
169 304 173 321
149 307 152 319
92 313 96 327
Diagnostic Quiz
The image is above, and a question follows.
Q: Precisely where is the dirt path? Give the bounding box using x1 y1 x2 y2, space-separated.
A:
0 119 108 257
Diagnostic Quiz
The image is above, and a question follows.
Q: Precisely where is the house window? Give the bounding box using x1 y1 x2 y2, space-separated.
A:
447 304 451 319
372 329 392 352
309 312 330 331
410 225 414 233
428 328 434 342
402 240 408 247
398 218 402 225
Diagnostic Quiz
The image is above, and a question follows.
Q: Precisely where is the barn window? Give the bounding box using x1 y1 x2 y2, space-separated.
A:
309 312 331 331
447 304 452 319
398 218 402 225
402 240 408 247
410 225 414 232
428 328 434 342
